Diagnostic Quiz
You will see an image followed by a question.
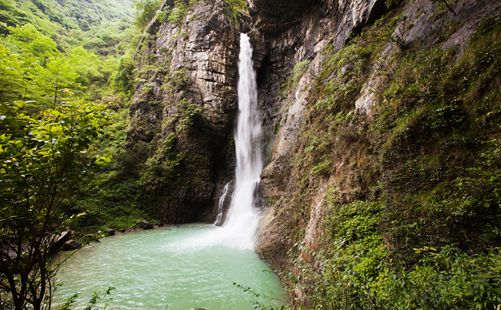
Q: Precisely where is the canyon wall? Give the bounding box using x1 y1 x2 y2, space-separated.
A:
128 0 240 223
249 0 500 306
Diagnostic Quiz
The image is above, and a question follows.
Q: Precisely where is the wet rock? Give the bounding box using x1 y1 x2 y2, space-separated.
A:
137 220 154 230
49 230 74 254
62 240 81 251
53 230 72 247
249 0 322 33
105 228 116 236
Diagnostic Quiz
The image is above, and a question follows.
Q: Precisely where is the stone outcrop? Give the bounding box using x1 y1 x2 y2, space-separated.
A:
105 228 116 236
137 220 154 230
62 240 81 251
246 0 500 305
128 0 241 223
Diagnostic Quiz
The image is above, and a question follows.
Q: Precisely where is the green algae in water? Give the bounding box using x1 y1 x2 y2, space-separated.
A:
53 224 286 309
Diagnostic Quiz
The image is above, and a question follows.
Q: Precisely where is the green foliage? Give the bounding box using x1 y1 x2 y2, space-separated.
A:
385 0 405 9
113 53 136 95
176 98 202 131
279 10 501 310
0 0 134 53
84 287 116 310
309 199 501 309
0 2 142 304
54 293 78 310
283 60 310 93
233 282 287 310
376 17 501 263
56 287 116 310
313 15 397 114
311 160 331 177
0 99 107 309
312 200 387 309
133 0 162 29
0 24 118 106
223 0 248 22
140 132 183 191
168 0 188 25
170 68 190 90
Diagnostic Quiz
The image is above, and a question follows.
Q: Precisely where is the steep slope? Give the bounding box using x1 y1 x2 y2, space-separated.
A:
127 0 242 223
0 0 133 53
250 0 501 307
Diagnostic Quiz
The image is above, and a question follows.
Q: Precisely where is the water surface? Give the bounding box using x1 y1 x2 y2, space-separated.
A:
53 224 285 309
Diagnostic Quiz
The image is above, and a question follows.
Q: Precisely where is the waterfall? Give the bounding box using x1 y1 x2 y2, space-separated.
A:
165 33 262 251
214 182 230 226
220 33 263 250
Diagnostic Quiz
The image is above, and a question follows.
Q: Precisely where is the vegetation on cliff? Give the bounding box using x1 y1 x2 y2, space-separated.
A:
278 7 501 308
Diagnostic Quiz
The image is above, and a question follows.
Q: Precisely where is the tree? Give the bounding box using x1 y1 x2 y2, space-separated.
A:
0 100 107 309
133 0 162 29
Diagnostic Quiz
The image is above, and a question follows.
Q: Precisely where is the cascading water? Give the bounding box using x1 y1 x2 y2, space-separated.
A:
214 182 230 226
167 33 263 251
220 33 263 249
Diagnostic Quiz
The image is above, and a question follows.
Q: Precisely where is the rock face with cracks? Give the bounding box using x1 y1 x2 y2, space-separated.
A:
128 0 240 223
246 0 500 306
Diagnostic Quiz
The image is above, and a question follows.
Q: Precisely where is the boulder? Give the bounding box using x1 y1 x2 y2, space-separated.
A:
105 228 116 236
62 240 81 251
51 230 72 248
137 220 154 230
84 233 100 242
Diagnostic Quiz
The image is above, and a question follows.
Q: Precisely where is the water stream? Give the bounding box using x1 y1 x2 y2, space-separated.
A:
52 34 280 309
219 32 263 249
214 182 230 226
165 33 263 251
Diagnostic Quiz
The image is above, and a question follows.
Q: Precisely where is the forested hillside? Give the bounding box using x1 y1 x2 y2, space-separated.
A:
0 0 133 53
0 0 500 309
0 1 150 307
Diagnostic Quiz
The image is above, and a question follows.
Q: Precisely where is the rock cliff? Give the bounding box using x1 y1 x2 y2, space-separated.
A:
249 0 500 306
129 0 501 307
128 0 241 223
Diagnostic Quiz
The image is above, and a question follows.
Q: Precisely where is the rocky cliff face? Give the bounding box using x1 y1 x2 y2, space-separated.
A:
128 0 500 307
127 0 240 223
247 0 500 306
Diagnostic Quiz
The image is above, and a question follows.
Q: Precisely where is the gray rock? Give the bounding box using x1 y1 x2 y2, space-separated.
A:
50 230 74 254
137 220 154 230
127 0 240 223
62 240 81 251
53 230 72 246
